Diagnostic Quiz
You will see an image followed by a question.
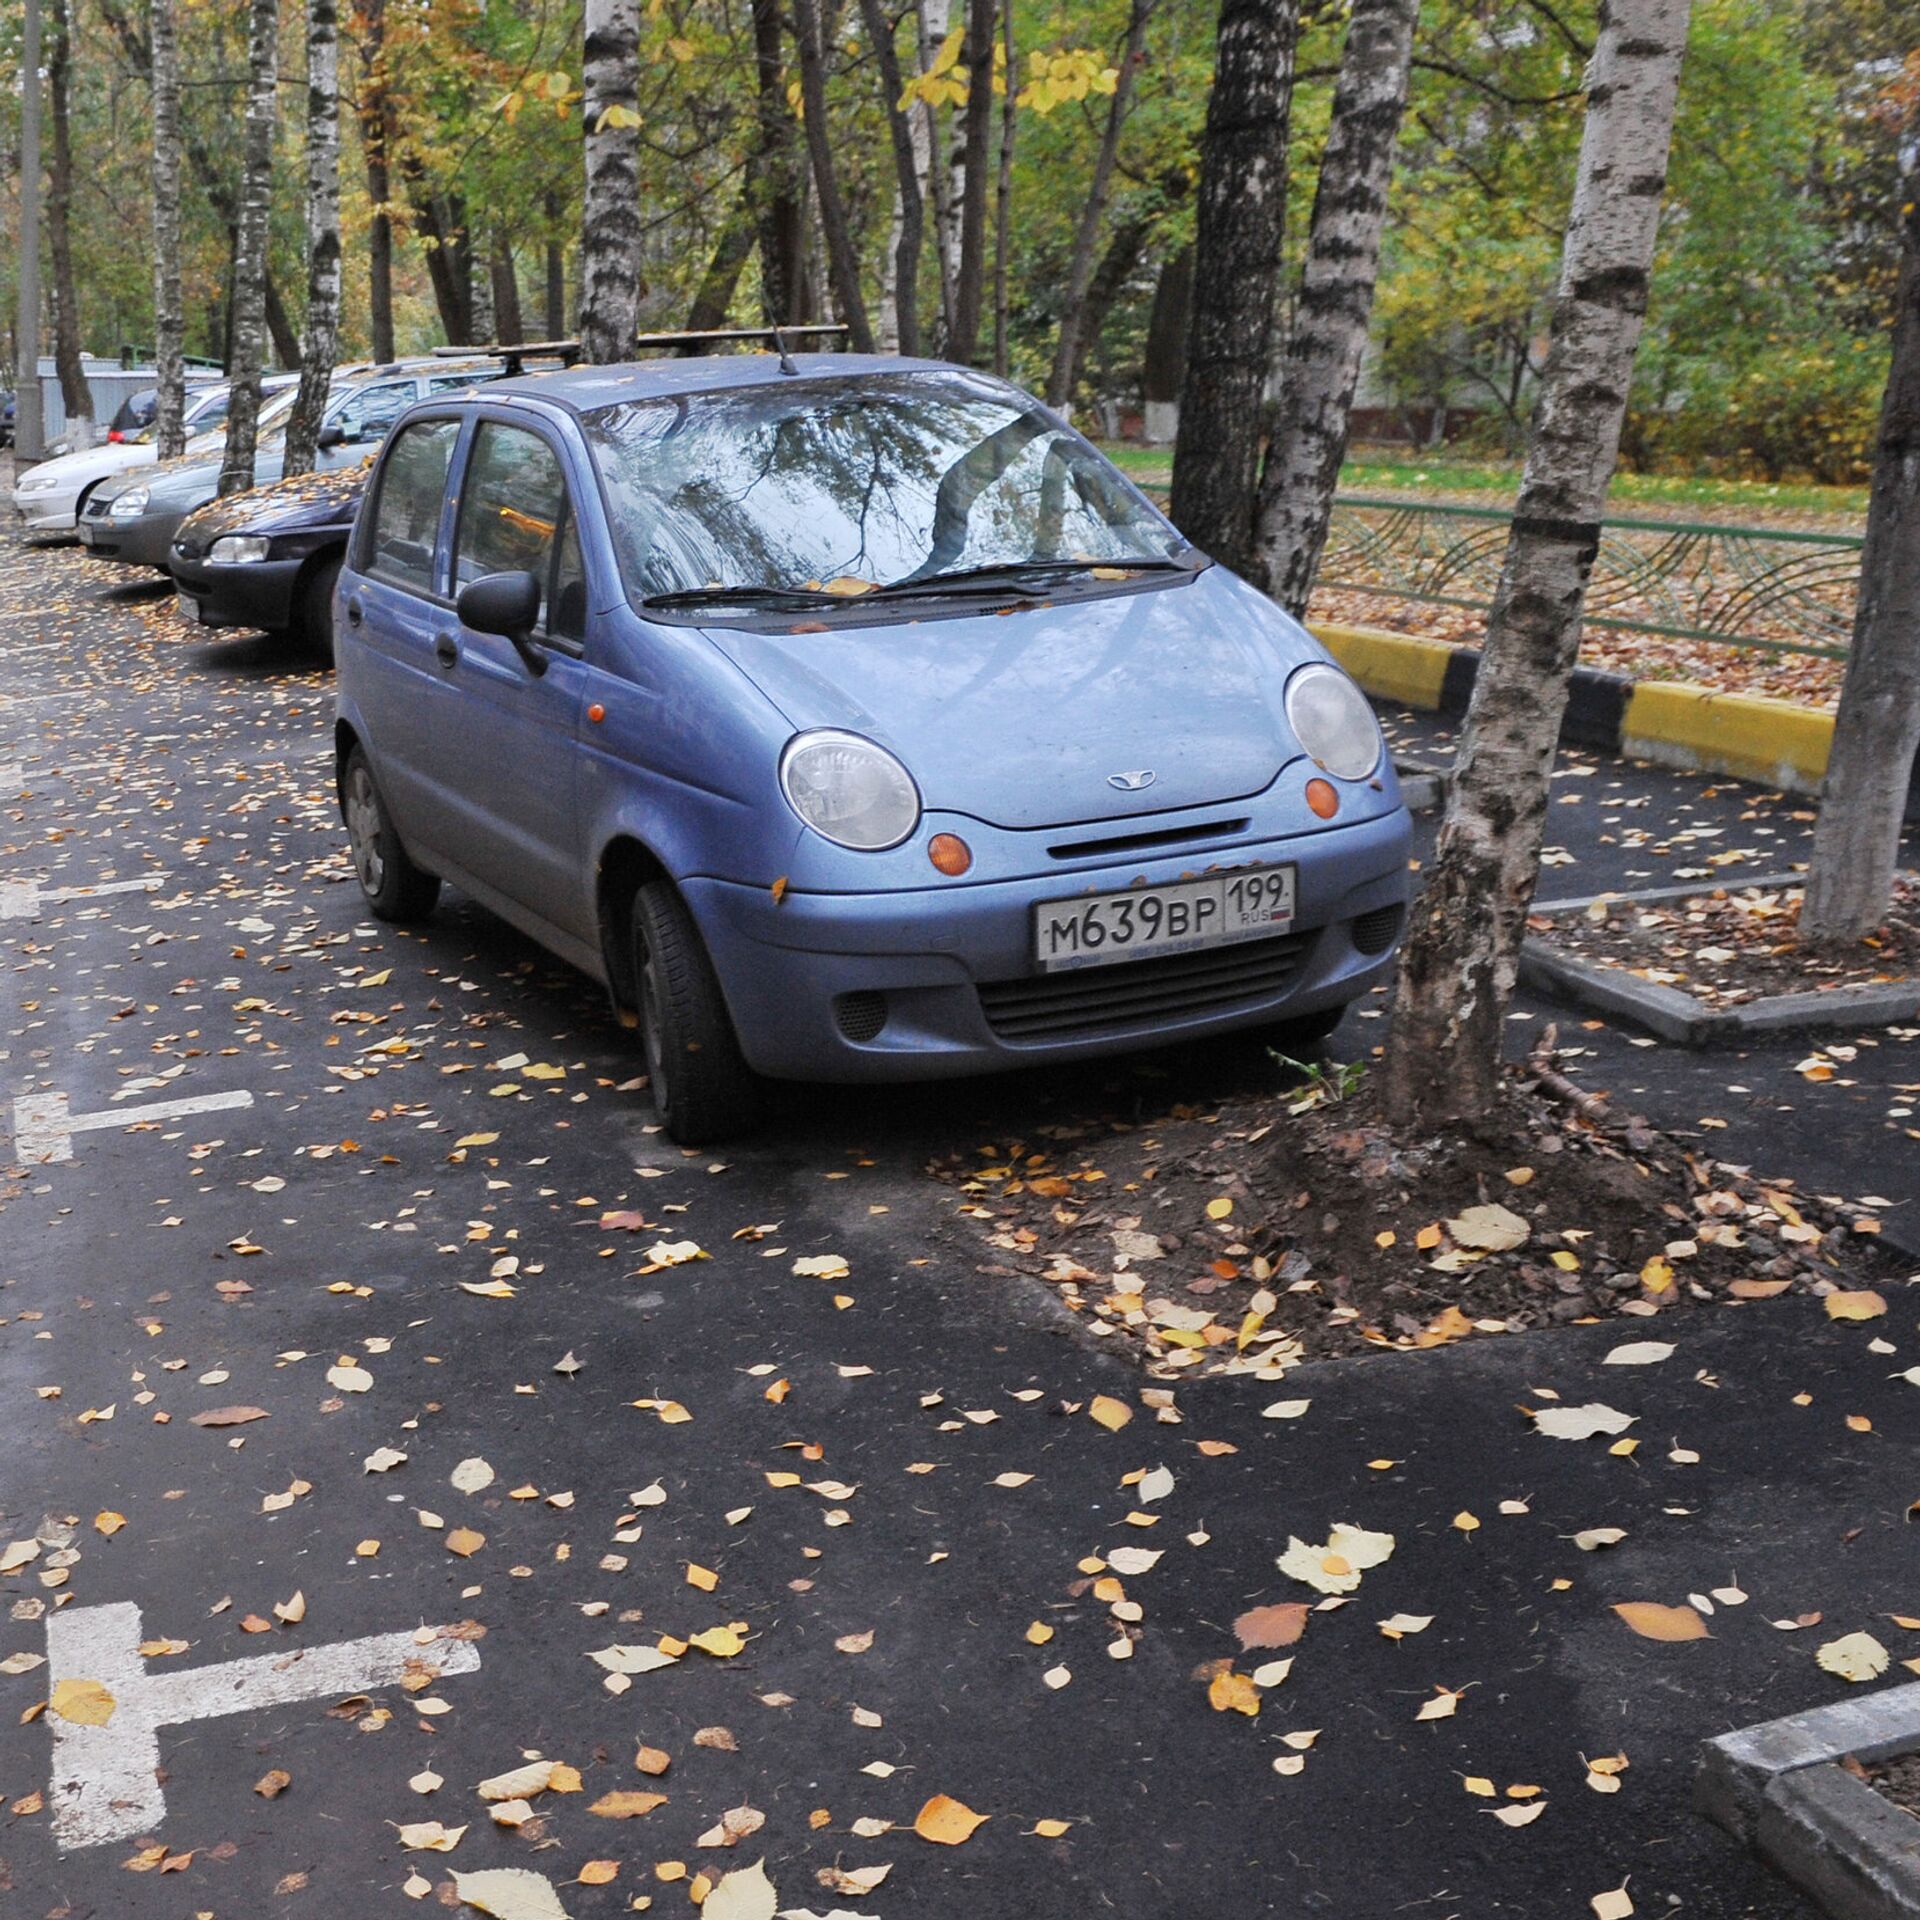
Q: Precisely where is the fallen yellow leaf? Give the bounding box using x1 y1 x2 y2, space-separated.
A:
914 1793 989 1845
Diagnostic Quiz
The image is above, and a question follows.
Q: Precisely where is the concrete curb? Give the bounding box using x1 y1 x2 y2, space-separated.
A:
1699 1681 1920 1920
1311 618 1920 817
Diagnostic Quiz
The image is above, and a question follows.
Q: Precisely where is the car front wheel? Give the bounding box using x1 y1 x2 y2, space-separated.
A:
630 881 760 1145
299 556 342 663
342 746 439 922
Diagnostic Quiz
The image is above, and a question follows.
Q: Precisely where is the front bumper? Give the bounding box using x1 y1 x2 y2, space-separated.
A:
169 554 305 631
12 490 81 533
684 805 1414 1082
78 507 188 567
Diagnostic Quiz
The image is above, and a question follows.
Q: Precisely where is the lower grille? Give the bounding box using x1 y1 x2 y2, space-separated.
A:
834 990 888 1042
978 933 1310 1042
1351 903 1403 955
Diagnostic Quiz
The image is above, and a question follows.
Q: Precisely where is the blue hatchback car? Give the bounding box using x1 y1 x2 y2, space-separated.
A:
332 351 1412 1142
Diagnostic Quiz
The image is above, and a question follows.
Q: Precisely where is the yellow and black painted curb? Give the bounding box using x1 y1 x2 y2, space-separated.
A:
1310 619 1919 818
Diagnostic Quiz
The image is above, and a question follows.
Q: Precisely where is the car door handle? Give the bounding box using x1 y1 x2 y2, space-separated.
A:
345 598 363 627
434 633 459 668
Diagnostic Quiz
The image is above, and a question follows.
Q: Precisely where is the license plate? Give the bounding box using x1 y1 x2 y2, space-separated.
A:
175 591 200 623
1034 866 1296 972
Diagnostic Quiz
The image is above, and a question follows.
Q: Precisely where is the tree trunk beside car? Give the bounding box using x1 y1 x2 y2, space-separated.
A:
218 0 282 497
580 0 643 364
1383 0 1693 1134
284 0 341 480
149 0 187 457
1801 150 1920 947
47 0 94 451
795 0 877 352
1168 0 1299 575
1252 0 1418 613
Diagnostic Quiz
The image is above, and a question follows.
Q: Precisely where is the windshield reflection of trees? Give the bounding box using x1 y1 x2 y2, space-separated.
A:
588 374 1171 597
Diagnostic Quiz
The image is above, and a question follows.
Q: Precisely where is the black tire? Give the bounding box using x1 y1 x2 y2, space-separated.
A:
299 555 343 663
341 746 440 922
630 880 760 1145
1265 1004 1348 1055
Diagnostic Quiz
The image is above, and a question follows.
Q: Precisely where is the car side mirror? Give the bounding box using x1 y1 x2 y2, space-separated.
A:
457 570 547 676
316 423 348 450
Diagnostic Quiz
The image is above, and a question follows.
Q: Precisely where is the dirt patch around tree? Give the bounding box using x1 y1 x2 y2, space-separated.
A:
1861 1751 1920 1820
1531 876 1920 1009
930 1044 1906 1380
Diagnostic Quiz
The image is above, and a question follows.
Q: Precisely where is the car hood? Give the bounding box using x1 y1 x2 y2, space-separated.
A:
23 444 154 488
176 459 370 545
702 566 1337 831
97 444 289 509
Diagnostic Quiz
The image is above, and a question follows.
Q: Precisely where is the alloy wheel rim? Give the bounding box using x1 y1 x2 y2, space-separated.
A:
346 767 385 896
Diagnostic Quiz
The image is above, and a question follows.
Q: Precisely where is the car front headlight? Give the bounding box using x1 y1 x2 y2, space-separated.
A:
779 730 921 851
210 535 271 564
109 486 151 516
17 472 59 494
1285 662 1382 782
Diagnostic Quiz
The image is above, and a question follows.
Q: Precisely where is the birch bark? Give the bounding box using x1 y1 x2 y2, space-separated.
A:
284 0 341 480
218 0 281 497
1251 0 1416 611
1384 0 1693 1133
150 0 186 457
580 0 642 364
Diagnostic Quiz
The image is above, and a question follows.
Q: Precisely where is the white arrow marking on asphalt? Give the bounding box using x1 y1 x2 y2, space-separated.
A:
46 1601 482 1849
0 875 166 918
0 758 110 799
10 1088 255 1164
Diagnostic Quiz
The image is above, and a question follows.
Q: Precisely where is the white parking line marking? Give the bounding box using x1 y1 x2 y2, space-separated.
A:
0 875 166 918
11 1088 255 1164
0 758 110 798
45 1601 482 1849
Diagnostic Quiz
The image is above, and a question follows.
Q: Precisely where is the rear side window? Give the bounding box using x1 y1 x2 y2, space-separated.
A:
331 380 415 446
453 423 572 632
365 419 460 593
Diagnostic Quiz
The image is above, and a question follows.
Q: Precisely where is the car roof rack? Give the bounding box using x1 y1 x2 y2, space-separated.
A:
630 323 850 374
431 339 584 377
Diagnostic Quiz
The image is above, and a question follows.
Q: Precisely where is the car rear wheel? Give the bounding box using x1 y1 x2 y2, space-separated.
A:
630 881 760 1145
299 556 342 663
342 747 439 922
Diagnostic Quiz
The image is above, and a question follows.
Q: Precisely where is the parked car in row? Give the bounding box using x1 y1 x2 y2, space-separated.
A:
10 378 294 536
79 357 502 570
166 345 579 657
332 351 1412 1143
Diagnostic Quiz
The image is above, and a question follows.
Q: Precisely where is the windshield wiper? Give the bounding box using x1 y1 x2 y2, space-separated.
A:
641 583 839 611
870 557 1190 597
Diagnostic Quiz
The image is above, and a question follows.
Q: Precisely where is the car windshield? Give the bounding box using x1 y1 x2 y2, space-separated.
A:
582 370 1182 605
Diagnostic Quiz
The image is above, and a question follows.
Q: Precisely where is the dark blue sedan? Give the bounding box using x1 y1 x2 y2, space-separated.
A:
332 352 1411 1142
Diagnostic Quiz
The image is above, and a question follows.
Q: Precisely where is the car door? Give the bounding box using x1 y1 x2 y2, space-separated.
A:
341 413 467 853
429 414 592 943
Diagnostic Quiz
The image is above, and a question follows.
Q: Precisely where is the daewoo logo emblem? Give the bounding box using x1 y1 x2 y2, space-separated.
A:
1107 769 1156 792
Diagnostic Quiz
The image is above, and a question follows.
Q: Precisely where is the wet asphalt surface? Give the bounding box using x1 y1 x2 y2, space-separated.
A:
1 530 1916 1919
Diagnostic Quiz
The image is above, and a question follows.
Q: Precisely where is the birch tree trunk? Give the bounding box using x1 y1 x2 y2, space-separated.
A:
1801 157 1920 946
860 0 924 357
218 0 281 497
47 0 92 450
284 0 341 480
150 0 186 457
795 0 876 351
1043 0 1155 408
918 0 959 344
1167 0 1298 574
946 0 997 365
751 0 807 326
1251 0 1416 611
1383 0 1692 1135
357 0 395 364
580 0 642 364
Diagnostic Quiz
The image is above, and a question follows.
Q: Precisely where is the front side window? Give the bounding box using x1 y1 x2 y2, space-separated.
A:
365 418 460 592
330 381 416 447
453 422 573 633
581 370 1180 605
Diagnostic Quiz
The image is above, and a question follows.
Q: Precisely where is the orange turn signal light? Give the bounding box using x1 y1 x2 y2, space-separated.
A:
1305 777 1339 820
587 702 606 724
928 832 973 876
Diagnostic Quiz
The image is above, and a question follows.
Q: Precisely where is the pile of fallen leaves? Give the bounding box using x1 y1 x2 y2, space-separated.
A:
1535 876 1920 1007
934 1043 1902 1376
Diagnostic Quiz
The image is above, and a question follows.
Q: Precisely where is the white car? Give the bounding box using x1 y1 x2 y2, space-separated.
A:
10 378 294 534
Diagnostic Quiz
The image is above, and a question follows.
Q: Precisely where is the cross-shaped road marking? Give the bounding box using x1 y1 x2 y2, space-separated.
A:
10 1088 255 1164
46 1601 482 1849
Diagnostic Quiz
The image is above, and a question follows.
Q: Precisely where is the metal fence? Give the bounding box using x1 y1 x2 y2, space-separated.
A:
1317 496 1861 661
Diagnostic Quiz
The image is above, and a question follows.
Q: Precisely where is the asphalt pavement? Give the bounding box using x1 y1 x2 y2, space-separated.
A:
2 533 1916 1919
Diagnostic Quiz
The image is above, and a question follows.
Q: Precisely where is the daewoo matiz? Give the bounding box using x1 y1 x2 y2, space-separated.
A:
332 348 1412 1143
